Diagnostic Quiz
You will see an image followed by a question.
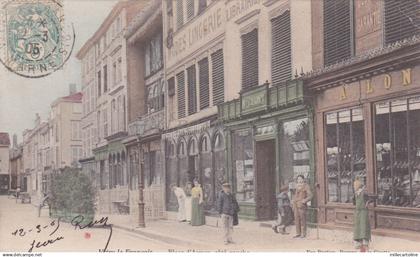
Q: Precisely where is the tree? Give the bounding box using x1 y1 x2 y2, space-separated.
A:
50 167 95 223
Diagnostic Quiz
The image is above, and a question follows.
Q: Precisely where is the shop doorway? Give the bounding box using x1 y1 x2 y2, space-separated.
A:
255 139 276 220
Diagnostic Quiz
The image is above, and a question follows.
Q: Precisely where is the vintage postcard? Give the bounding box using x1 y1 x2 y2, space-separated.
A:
0 0 420 255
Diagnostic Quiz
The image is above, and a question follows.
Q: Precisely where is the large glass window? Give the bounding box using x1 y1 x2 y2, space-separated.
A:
233 129 254 202
280 118 310 185
375 96 420 208
325 107 365 203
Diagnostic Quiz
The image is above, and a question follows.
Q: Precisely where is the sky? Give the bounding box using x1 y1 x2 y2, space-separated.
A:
0 0 119 142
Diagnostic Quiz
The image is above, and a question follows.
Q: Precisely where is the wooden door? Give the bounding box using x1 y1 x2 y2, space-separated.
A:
255 140 276 220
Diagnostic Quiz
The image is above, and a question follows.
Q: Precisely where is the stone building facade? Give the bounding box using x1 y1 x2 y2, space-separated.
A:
123 0 166 223
162 0 313 220
306 0 420 237
76 0 150 215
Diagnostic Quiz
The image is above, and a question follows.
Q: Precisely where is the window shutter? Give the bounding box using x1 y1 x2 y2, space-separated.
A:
187 0 195 20
176 0 184 29
212 49 224 105
241 29 259 89
177 71 186 118
323 0 351 66
271 10 291 86
187 64 197 115
384 0 418 45
199 57 209 110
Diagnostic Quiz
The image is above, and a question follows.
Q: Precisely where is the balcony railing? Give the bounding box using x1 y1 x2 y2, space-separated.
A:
218 79 305 122
128 110 164 137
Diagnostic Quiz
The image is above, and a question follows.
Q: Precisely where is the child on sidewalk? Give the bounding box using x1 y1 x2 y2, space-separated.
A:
272 185 294 234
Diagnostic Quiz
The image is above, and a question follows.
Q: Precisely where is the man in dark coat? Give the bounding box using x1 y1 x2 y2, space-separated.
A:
217 183 239 245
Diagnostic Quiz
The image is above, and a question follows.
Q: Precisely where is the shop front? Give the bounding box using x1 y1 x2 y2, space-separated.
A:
93 135 129 215
218 79 314 221
163 120 227 214
307 41 420 235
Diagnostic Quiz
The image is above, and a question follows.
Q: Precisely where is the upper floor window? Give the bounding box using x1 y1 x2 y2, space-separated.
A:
71 121 81 140
323 0 352 66
145 33 163 77
103 65 108 92
271 10 291 86
211 49 224 105
97 71 102 97
241 28 259 89
384 0 419 45
176 0 184 30
147 79 165 114
186 0 195 21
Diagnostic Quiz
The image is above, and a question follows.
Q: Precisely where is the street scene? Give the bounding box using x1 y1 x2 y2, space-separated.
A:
1 0 420 253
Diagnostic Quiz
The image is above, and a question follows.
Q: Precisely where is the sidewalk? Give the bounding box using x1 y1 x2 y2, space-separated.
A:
103 213 420 252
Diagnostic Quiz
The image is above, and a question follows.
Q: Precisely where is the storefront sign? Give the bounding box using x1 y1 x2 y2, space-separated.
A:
169 7 224 61
241 87 267 115
167 0 262 66
355 0 381 36
337 68 414 101
162 121 210 141
225 0 262 22
256 125 275 136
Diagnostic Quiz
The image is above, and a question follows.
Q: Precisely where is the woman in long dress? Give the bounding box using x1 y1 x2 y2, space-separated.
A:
172 184 186 221
190 179 205 226
353 179 371 251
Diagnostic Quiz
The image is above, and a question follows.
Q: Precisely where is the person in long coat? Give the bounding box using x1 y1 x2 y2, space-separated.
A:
190 179 205 226
353 178 371 251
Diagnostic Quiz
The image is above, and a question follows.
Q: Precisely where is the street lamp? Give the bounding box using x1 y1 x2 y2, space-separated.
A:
137 147 145 228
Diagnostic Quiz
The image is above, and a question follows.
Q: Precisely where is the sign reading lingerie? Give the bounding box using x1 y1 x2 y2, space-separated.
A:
0 0 74 78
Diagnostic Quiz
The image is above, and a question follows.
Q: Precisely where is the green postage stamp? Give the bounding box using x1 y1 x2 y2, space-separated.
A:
0 0 74 78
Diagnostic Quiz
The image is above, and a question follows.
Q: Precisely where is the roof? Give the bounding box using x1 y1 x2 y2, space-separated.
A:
125 0 160 42
0 133 10 146
61 92 83 102
76 0 150 59
51 92 82 107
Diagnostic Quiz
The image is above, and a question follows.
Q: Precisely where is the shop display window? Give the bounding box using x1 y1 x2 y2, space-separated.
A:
325 107 366 203
280 118 310 185
233 129 254 202
375 96 420 208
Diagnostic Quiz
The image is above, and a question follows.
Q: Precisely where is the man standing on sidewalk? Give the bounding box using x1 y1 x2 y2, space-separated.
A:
217 183 239 245
292 175 313 238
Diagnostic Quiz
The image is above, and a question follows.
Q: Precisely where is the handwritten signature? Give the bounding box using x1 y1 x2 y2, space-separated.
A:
11 215 112 252
71 215 113 252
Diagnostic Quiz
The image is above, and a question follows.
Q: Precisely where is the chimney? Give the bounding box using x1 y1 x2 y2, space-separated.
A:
35 113 41 126
69 83 77 95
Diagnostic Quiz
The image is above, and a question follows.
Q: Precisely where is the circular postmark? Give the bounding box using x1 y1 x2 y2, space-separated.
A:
0 0 75 78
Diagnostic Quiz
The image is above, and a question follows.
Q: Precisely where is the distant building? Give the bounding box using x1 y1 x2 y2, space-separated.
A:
9 134 24 191
0 132 10 194
22 90 82 204
76 0 151 215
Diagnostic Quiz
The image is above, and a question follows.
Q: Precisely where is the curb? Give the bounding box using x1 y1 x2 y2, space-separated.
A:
112 223 212 248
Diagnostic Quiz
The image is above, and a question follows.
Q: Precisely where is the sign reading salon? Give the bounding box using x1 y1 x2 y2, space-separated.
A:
316 65 420 110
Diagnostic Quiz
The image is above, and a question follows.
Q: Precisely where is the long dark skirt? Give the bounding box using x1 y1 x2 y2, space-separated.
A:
191 197 205 226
